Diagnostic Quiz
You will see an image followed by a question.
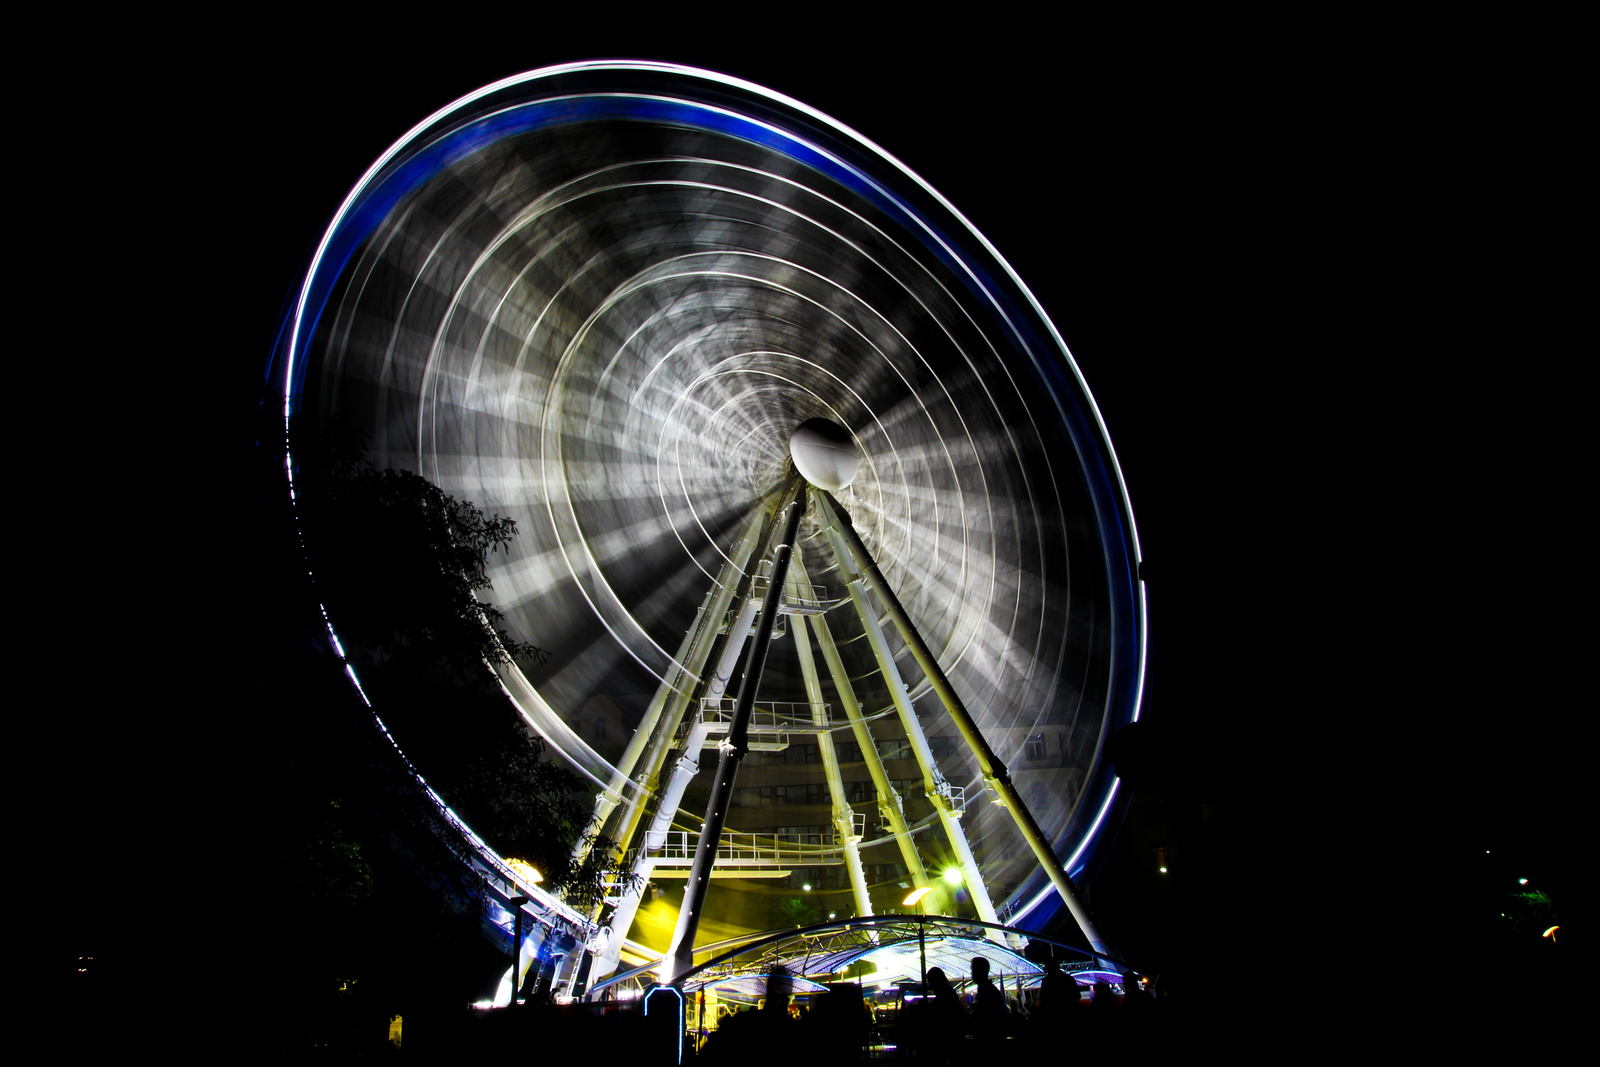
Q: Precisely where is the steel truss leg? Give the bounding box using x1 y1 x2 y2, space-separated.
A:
825 519 1002 937
816 491 1114 966
802 584 931 894
586 519 769 976
788 557 873 926
573 511 768 873
590 706 720 981
665 477 809 982
608 512 773 864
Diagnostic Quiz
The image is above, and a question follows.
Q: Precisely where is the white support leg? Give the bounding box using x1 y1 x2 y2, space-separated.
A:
817 490 1114 965
574 511 767 871
823 514 1000 936
789 596 874 926
590 715 717 980
805 596 930 893
590 577 764 974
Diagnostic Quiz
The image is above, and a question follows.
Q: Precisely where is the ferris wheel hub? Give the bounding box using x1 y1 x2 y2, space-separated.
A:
789 418 860 491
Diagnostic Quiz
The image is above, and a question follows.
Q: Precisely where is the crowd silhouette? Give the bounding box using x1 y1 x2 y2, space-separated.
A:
691 956 1184 1064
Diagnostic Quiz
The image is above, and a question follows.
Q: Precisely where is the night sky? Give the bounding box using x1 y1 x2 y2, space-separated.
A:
29 24 1580 1011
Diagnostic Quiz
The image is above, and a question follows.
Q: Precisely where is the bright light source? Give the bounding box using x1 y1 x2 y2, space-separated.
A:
943 868 963 885
802 883 813 891
506 858 544 884
1518 878 1529 885
903 886 933 907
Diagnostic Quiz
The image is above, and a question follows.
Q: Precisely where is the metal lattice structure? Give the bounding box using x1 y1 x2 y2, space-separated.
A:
595 915 1104 1000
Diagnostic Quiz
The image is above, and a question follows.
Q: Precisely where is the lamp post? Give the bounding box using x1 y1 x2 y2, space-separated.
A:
903 886 933 994
508 896 530 1005
505 861 543 1005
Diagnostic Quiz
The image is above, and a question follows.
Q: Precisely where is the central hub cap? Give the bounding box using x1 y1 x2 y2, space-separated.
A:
789 418 860 490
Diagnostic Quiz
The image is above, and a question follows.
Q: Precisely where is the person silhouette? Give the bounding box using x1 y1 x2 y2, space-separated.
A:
1038 955 1080 1020
926 967 967 1050
969 956 1007 1043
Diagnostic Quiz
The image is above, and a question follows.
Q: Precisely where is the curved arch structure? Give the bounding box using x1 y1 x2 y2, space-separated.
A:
268 62 1146 997
599 913 1110 999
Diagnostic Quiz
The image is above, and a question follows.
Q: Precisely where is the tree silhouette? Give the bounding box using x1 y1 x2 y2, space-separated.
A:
263 398 621 905
285 414 545 676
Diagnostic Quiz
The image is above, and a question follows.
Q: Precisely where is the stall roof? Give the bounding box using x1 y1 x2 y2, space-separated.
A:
772 935 1044 987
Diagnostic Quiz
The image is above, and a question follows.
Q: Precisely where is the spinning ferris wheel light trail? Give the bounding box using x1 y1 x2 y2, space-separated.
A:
269 60 1146 998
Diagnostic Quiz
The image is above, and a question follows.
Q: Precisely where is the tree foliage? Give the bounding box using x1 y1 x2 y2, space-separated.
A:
262 400 623 906
416 700 625 910
286 415 545 674
372 681 634 908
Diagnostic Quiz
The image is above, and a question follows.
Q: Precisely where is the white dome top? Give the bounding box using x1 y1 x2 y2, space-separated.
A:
789 419 860 491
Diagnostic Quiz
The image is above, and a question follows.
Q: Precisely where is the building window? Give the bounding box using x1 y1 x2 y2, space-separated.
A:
878 738 911 760
892 778 922 799
775 825 828 845
783 742 820 765
793 783 824 805
865 864 901 885
1025 735 1046 761
787 867 822 890
734 786 778 807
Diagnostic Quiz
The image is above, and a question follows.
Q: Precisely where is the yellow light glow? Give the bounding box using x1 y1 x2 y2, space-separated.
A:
506 858 544 884
903 886 933 907
942 869 962 885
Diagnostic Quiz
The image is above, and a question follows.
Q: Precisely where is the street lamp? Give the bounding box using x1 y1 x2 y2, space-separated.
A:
507 858 544 886
505 860 542 1005
508 896 530 1005
903 886 933 994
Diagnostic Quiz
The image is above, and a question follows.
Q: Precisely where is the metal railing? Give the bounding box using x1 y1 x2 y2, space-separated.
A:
932 779 967 817
648 828 849 865
677 698 833 750
719 606 785 637
751 559 830 614
698 698 830 730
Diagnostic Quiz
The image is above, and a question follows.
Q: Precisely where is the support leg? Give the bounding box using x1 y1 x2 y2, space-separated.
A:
833 554 1001 935
573 512 768 871
816 490 1115 966
664 478 808 982
788 586 874 926
805 595 930 894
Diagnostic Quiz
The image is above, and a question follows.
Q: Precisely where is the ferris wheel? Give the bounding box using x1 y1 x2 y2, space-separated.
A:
270 61 1145 990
